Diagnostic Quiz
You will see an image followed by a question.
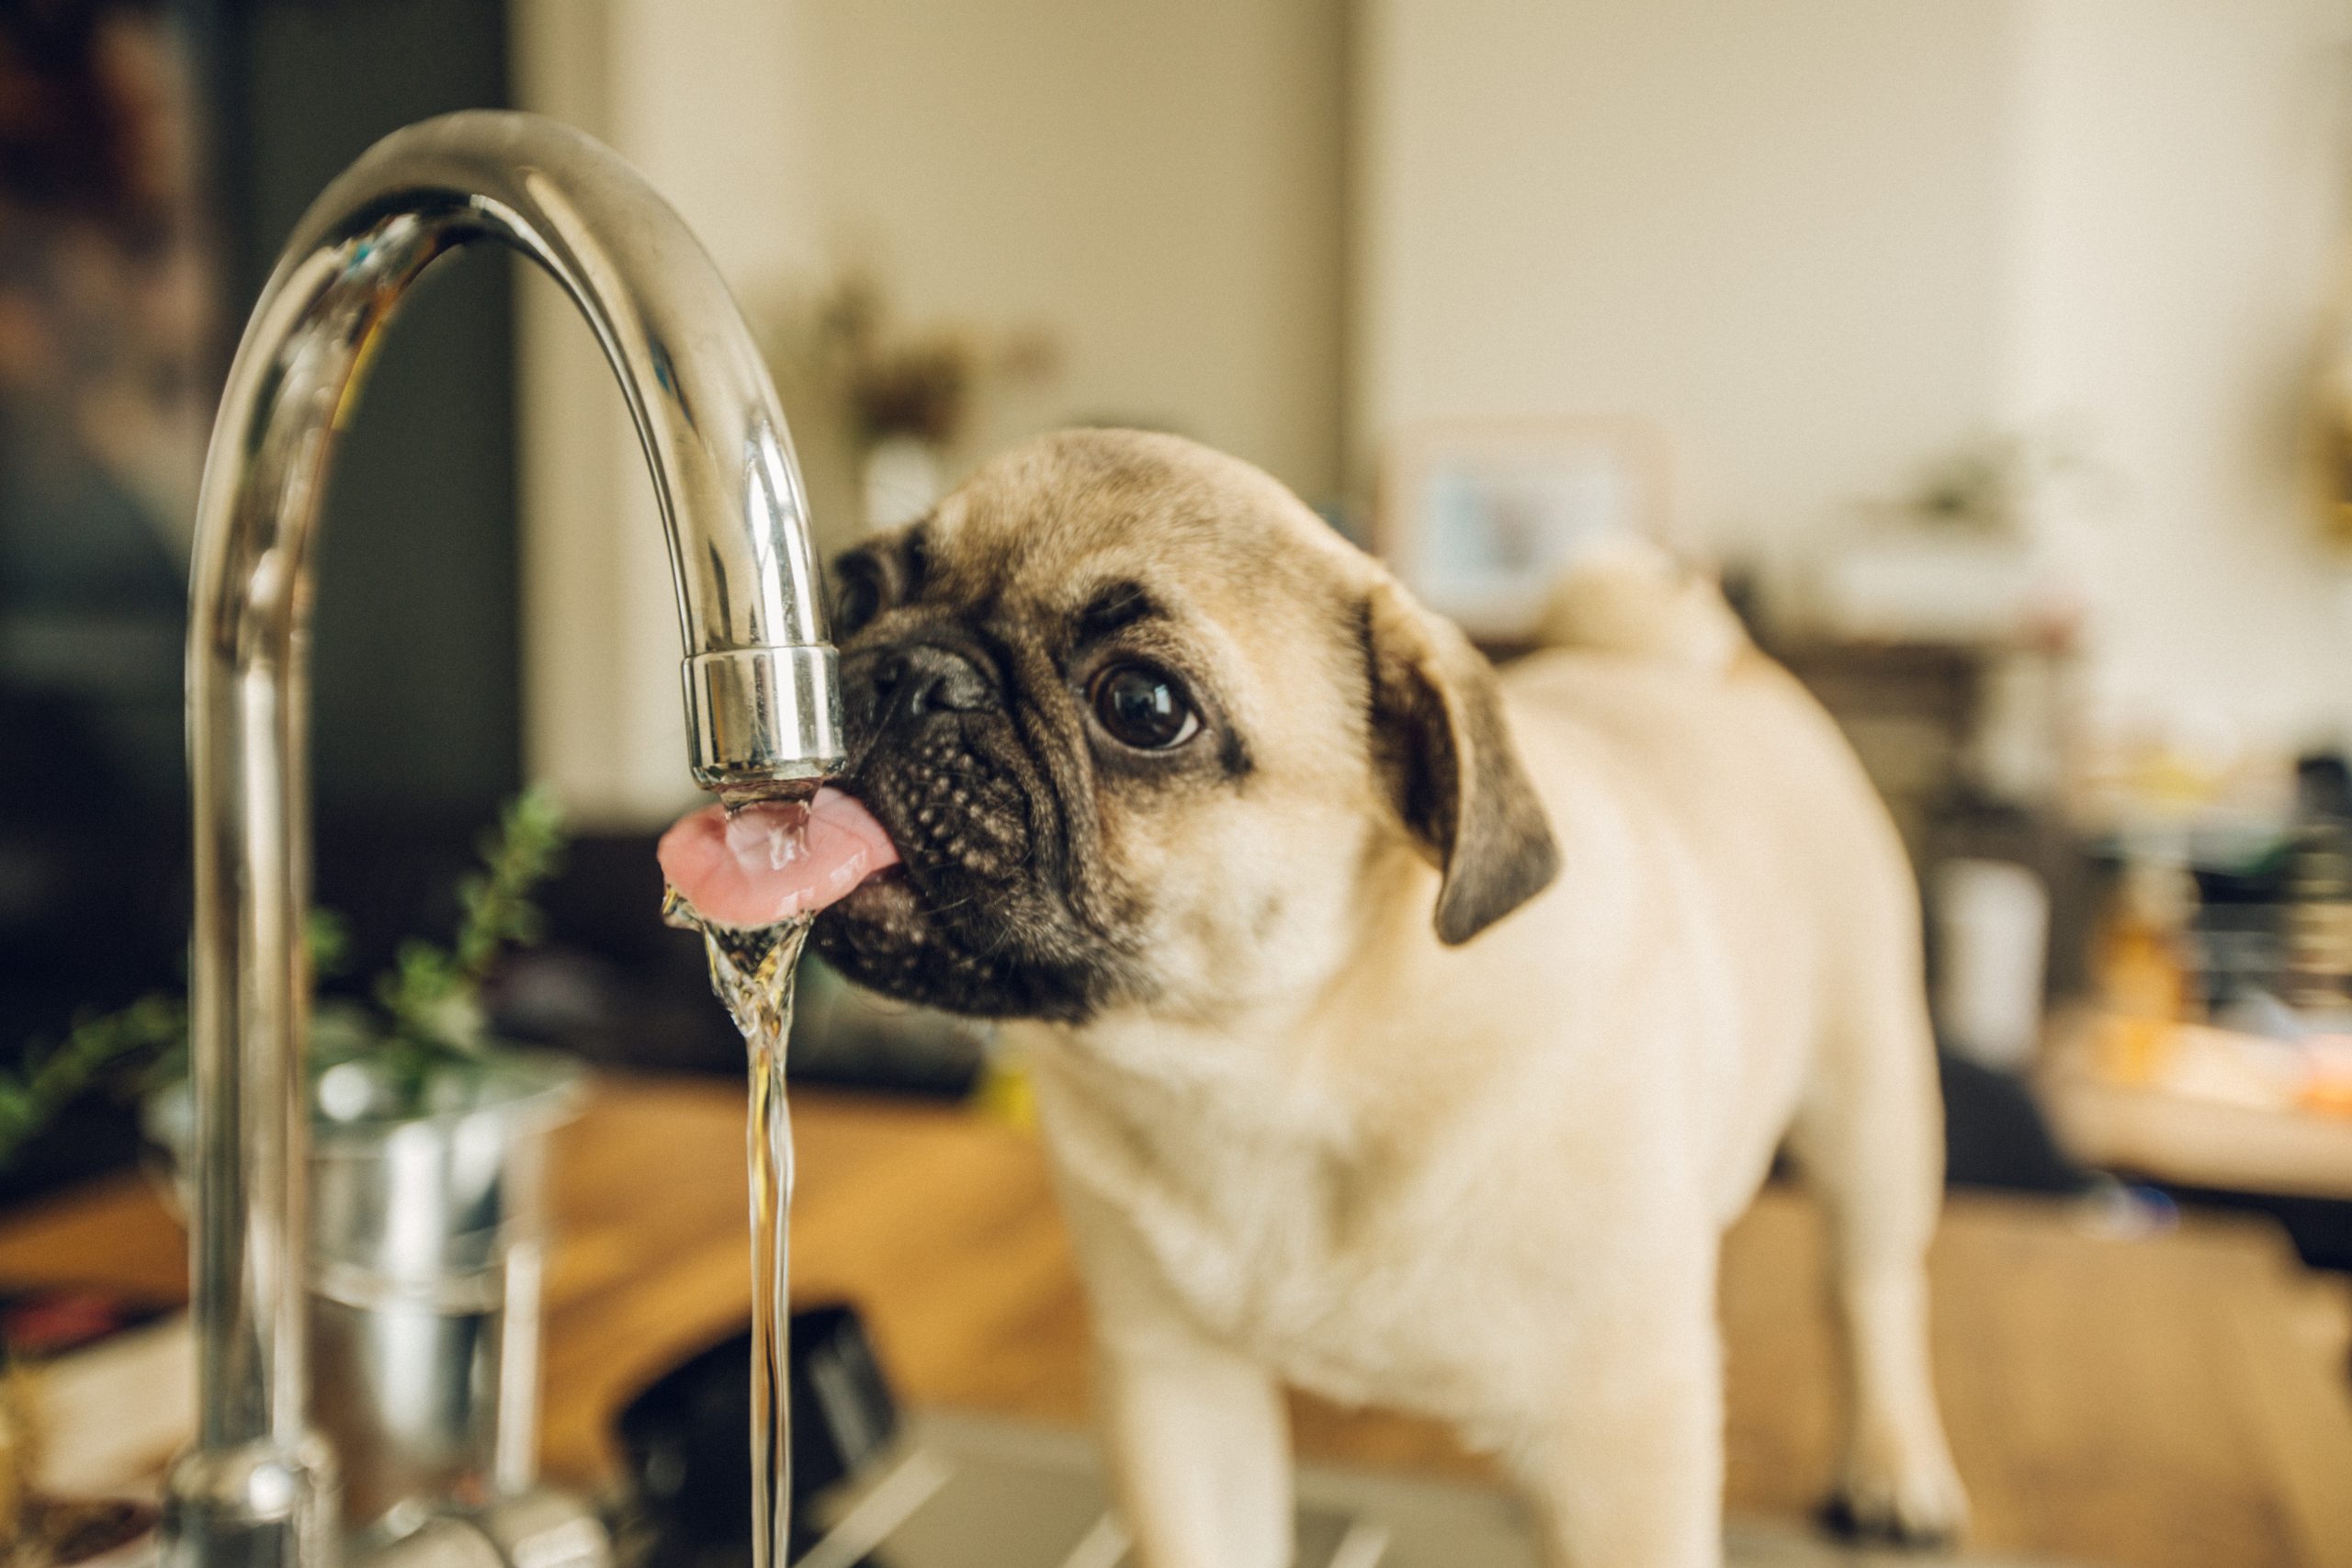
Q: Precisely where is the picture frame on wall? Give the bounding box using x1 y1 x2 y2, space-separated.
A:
1378 417 1675 642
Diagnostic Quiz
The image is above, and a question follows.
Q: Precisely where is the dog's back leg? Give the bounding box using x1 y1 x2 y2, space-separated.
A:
1787 961 1970 1549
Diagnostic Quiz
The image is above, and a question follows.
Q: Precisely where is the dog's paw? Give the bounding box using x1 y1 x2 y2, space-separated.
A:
1818 1461 1969 1553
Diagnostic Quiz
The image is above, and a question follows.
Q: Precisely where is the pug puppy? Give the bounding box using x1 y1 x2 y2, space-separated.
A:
665 428 1966 1567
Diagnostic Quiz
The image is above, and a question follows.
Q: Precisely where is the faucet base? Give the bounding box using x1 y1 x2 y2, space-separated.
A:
160 1437 339 1568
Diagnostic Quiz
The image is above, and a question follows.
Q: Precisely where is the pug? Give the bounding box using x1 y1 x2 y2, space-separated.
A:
660 429 1967 1568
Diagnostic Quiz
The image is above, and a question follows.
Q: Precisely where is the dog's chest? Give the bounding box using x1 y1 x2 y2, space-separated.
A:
1044 1078 1512 1415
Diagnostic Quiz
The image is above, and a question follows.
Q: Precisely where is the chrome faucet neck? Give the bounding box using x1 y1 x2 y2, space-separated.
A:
168 111 842 1565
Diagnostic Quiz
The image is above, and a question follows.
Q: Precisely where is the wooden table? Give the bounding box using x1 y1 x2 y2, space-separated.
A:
2 1077 2349 1568
2041 1011 2352 1201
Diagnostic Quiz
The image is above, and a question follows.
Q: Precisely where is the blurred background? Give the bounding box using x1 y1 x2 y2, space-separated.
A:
8 3 2352 1564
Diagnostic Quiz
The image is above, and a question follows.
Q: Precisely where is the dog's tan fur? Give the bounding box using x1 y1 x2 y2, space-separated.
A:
841 431 1966 1567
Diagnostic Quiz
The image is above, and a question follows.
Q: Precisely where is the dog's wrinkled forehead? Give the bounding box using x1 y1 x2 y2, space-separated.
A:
907 430 1364 647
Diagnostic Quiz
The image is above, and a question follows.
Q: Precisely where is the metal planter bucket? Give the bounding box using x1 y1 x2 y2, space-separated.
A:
150 1050 582 1535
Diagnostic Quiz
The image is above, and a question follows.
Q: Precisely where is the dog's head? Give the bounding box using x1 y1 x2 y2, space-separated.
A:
810 430 1560 1024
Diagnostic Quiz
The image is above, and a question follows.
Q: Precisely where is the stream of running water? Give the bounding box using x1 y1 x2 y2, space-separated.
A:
663 886 816 1568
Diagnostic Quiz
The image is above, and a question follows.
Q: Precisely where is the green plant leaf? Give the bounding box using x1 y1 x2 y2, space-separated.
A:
2 787 571 1168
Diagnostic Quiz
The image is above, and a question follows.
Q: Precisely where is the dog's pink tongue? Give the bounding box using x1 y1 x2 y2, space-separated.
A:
658 786 900 927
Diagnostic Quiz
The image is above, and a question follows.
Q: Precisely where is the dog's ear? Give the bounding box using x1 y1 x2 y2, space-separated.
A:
1363 576 1562 945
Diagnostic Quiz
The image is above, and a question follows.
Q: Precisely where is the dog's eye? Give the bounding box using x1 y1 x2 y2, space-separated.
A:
832 570 884 637
1090 662 1199 750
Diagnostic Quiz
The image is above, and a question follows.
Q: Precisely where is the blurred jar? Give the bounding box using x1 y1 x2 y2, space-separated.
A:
2283 830 2352 1013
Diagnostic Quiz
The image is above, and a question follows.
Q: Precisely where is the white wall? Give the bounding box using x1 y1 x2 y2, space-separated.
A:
2004 0 2352 752
1353 0 2018 570
1356 0 2352 755
796 0 1347 506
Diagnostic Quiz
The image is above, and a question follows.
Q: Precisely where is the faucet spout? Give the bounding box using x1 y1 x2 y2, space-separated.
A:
167 111 843 1564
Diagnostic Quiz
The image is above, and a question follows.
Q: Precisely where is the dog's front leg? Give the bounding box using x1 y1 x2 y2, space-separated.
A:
1513 1264 1724 1568
1048 1168 1293 1568
1093 1325 1292 1568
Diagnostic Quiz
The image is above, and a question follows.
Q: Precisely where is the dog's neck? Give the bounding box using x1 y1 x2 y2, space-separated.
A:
1014 834 1449 1156
1010 840 1522 1362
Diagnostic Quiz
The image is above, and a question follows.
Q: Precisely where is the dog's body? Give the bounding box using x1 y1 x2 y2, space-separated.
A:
809 431 1965 1568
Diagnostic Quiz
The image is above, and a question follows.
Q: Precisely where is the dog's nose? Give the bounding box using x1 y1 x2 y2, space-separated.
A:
858 641 999 729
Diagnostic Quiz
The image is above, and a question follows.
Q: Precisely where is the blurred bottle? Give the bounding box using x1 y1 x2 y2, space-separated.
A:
2095 854 2197 1083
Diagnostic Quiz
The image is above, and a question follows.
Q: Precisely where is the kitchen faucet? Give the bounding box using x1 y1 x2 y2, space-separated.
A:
168 111 844 1565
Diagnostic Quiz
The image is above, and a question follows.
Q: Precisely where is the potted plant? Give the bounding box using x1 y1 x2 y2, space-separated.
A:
0 789 581 1552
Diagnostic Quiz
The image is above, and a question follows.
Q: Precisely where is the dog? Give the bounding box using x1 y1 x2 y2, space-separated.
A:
802 428 1968 1567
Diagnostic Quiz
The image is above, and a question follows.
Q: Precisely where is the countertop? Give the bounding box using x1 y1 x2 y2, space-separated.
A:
1 1077 2347 1568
